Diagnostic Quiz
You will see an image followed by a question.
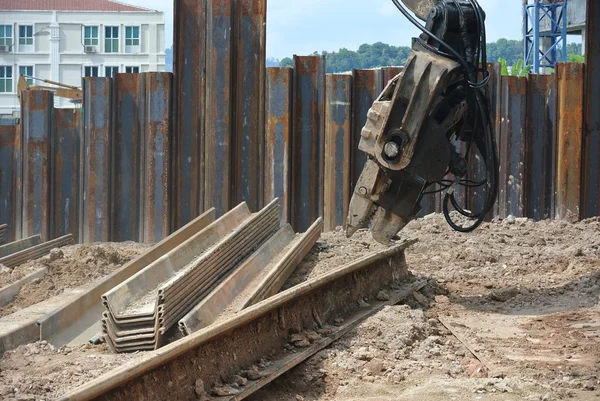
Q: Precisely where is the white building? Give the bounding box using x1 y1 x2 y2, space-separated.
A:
0 0 166 116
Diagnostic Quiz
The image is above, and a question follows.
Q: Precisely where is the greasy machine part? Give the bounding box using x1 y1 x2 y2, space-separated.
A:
346 0 495 244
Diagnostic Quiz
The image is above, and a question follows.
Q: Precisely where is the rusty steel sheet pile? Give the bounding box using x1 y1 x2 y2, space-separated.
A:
102 200 282 353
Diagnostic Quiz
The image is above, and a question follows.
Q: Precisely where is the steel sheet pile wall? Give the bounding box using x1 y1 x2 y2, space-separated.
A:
0 125 20 242
265 67 293 222
583 0 600 219
173 0 206 230
53 109 81 240
324 74 352 231
291 56 326 232
174 0 266 223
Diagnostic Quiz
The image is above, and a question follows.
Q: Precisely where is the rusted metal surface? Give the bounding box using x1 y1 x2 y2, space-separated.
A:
499 76 528 218
232 0 266 212
487 63 502 219
324 74 352 231
0 235 41 258
526 74 556 220
82 78 113 243
350 69 383 188
60 242 414 401
112 73 143 242
556 62 584 220
583 0 600 218
173 0 206 229
205 0 233 217
291 55 326 232
53 109 81 241
0 224 6 244
21 90 53 240
265 67 293 223
382 66 403 86
0 125 20 242
142 73 173 243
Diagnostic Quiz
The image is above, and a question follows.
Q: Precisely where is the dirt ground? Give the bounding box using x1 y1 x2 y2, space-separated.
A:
0 242 149 317
1 215 600 400
249 214 600 401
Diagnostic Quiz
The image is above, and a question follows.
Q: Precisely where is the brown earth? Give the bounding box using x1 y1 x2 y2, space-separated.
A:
1 215 600 400
0 242 150 317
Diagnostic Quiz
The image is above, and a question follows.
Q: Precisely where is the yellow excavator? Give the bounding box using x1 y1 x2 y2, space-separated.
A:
17 74 83 104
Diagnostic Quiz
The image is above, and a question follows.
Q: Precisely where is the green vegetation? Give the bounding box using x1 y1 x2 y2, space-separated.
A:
277 39 584 73
499 57 531 76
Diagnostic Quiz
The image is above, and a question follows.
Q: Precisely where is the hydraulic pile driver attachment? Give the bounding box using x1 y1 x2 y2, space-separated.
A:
346 0 499 244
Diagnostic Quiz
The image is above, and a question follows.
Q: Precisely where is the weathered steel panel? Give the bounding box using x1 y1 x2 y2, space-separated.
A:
526 74 556 221
583 0 600 218
232 0 266 212
350 69 383 188
382 66 403 87
499 76 528 219
204 0 233 217
173 0 206 229
112 73 144 242
142 73 173 243
324 74 352 232
53 109 81 241
21 90 53 240
556 62 584 220
82 77 113 243
291 55 326 232
265 67 293 223
0 125 19 242
488 63 502 219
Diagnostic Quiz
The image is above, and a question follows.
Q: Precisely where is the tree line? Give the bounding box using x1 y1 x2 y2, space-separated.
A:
278 39 583 73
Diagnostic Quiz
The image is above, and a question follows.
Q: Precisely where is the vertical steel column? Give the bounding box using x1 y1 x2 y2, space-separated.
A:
112 73 144 242
324 74 352 232
173 0 206 229
350 69 383 188
488 63 502 219
556 63 584 220
499 76 528 218
142 72 173 243
21 90 53 240
53 109 81 241
232 0 266 212
526 74 556 221
264 67 293 223
0 125 20 242
205 0 233 217
81 77 112 243
291 55 325 232
583 0 600 218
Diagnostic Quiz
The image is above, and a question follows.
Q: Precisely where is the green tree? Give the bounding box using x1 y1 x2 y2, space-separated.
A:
280 57 293 68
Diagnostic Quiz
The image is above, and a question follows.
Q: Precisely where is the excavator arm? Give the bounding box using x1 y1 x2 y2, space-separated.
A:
346 0 498 244
17 75 83 103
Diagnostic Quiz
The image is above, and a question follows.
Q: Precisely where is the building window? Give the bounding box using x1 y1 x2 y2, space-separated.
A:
18 25 33 52
84 66 99 77
105 66 119 78
125 66 139 73
0 66 13 93
125 26 140 53
0 25 13 49
19 66 34 85
105 26 119 53
84 26 99 46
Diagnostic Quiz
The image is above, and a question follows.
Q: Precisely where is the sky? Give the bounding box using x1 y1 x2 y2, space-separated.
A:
125 0 523 60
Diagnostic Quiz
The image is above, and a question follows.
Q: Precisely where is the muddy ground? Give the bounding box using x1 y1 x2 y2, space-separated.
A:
1 215 600 400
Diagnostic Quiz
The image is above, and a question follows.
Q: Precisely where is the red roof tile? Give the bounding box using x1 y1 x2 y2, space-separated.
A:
0 0 154 12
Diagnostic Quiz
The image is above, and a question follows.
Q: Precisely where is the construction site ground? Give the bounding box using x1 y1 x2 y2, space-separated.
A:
2 214 600 400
